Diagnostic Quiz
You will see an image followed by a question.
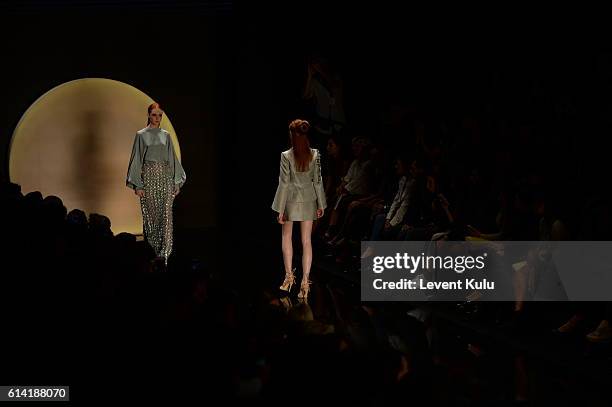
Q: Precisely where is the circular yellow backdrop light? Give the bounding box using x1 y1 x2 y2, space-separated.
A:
9 78 183 235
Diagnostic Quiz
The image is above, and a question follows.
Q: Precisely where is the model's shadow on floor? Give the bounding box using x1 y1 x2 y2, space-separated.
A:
269 295 336 336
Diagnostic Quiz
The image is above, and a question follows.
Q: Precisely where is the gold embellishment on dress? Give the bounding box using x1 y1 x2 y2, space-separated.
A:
140 161 175 264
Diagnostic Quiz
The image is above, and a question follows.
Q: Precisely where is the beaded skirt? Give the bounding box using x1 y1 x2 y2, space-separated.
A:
140 161 175 263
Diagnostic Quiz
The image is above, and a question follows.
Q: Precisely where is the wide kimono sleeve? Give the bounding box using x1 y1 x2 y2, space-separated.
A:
313 149 327 210
271 152 290 214
126 132 145 190
167 135 187 189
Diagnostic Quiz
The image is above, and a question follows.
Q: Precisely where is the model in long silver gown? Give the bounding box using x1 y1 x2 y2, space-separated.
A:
126 126 186 264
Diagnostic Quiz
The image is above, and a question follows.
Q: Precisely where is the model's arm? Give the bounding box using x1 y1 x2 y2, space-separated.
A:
313 149 327 210
167 134 186 191
126 133 145 191
271 152 290 214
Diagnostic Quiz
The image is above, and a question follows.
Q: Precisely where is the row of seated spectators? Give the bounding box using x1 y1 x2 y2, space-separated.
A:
0 182 440 404
297 113 612 404
308 115 612 368
296 51 610 402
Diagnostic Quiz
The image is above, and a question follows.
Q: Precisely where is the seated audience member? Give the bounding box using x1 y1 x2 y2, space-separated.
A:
361 155 421 258
323 135 352 206
324 137 376 241
398 170 456 242
328 143 389 247
314 135 351 236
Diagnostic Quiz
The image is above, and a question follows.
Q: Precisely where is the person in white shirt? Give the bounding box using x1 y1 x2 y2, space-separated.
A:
324 137 375 242
361 156 422 258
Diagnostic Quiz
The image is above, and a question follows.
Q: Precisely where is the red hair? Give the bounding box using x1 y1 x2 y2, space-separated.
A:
147 102 163 126
289 119 313 171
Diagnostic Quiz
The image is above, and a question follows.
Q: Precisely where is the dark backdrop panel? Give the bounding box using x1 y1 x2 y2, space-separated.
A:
0 7 232 231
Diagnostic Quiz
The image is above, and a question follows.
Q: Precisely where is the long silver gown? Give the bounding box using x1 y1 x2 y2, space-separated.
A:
126 127 186 264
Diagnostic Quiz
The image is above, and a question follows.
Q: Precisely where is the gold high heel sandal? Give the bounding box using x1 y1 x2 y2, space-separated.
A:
297 279 312 300
280 267 296 292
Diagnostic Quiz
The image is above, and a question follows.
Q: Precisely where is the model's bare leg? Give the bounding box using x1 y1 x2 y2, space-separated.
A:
281 220 294 276
298 220 313 299
279 219 296 292
300 220 313 279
